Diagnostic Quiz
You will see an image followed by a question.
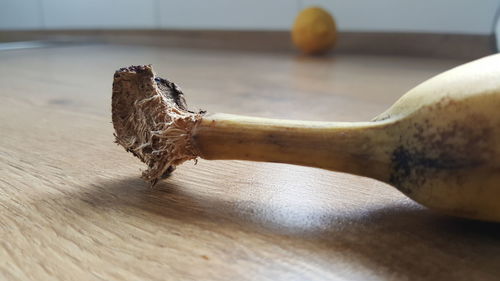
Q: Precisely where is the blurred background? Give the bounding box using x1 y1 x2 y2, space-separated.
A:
0 0 498 33
1 0 500 57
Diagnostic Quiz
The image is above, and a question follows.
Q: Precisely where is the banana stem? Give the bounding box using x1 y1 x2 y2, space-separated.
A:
192 113 394 182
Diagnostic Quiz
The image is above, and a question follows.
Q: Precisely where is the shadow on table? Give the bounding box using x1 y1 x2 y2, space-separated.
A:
75 176 500 280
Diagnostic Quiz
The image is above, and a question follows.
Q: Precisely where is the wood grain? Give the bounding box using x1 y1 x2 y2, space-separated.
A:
1 44 500 281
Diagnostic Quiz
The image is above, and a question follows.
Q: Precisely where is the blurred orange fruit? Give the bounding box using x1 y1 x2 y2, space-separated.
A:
292 7 337 55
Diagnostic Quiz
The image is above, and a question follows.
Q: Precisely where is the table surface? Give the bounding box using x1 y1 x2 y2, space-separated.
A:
1 44 500 281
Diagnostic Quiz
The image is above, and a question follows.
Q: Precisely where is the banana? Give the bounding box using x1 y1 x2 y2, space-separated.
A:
112 54 500 222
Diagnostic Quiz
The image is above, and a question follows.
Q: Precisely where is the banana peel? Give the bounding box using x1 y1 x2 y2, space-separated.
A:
112 55 500 222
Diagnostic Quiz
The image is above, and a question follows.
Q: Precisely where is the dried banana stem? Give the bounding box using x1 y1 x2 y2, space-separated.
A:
193 113 393 182
112 65 392 185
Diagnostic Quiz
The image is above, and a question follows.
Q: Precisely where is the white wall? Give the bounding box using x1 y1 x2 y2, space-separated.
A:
158 0 299 30
1 0 499 35
496 12 500 50
42 0 157 29
0 0 44 29
305 0 500 34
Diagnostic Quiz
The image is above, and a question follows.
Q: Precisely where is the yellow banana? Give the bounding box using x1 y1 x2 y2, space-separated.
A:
112 54 500 222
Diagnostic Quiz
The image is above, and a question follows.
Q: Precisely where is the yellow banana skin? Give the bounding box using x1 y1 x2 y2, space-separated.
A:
371 54 500 222
194 54 500 222
112 55 500 222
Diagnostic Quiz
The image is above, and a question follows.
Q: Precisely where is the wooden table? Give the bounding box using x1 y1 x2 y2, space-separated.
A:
1 43 499 281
